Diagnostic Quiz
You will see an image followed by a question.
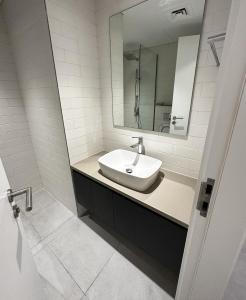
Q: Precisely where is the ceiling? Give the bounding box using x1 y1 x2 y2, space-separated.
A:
120 0 205 50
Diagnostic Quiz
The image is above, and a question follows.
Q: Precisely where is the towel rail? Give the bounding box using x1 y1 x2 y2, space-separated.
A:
207 33 226 66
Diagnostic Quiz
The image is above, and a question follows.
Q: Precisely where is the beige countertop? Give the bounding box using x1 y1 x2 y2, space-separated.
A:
71 152 197 228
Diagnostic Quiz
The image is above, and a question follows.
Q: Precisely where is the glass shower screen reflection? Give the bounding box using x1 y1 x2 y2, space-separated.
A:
123 45 157 131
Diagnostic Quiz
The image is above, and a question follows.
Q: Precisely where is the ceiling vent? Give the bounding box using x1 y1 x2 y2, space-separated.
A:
171 8 188 16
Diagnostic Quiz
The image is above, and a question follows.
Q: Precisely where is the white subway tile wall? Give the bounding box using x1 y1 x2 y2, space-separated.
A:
95 0 232 178
0 11 42 191
2 0 77 214
46 0 104 164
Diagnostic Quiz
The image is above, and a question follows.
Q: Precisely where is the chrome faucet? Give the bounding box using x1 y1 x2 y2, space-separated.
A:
130 136 145 155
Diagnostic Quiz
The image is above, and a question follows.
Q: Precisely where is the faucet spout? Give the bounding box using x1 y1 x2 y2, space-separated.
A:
130 137 145 155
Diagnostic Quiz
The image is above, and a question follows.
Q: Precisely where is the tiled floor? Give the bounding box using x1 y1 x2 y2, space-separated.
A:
17 190 175 300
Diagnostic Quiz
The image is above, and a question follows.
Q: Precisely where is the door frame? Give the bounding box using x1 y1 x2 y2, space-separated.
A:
176 0 246 299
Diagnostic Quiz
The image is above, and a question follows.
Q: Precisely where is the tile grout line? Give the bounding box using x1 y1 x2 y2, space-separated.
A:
23 189 74 247
31 215 75 255
84 249 117 296
47 240 86 297
24 189 117 297
20 212 41 237
41 213 120 296
39 274 66 300
46 228 119 297
30 214 86 297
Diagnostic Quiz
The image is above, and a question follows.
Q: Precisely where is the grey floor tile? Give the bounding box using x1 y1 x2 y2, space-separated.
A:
34 246 84 300
86 252 173 300
29 201 73 239
31 217 76 256
117 243 177 296
20 211 41 249
49 217 116 293
81 215 120 250
40 276 65 300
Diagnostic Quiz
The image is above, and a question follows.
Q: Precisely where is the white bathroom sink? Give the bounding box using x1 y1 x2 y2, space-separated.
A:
98 149 162 192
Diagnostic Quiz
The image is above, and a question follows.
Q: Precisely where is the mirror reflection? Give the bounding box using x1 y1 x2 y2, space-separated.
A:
110 0 206 136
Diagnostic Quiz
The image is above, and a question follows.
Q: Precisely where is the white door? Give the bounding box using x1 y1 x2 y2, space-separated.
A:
0 159 45 300
176 0 246 299
190 72 246 300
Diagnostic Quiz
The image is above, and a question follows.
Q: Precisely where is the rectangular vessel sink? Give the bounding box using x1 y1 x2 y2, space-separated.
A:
98 149 162 192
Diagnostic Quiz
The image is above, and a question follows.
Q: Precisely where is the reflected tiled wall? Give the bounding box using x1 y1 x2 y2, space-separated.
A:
96 0 231 178
0 11 42 191
46 0 104 164
2 0 77 214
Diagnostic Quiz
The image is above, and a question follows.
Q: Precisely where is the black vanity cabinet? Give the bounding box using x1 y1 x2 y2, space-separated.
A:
72 169 187 274
135 205 187 273
72 170 114 227
72 170 93 211
113 192 187 274
91 180 114 227
113 193 138 243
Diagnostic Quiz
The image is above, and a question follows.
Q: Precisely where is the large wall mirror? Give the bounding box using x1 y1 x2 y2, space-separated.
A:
110 0 206 136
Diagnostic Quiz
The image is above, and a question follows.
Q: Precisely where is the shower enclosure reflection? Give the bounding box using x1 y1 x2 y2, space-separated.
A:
124 45 158 131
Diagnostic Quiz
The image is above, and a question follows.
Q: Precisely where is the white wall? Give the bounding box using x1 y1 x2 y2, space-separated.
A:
0 10 42 192
45 0 104 164
96 0 231 178
153 42 178 106
2 0 77 214
0 156 10 198
223 233 246 300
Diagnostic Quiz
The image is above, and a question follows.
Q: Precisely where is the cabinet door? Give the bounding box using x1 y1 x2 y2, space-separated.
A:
92 182 114 228
113 193 137 242
72 170 93 211
136 205 187 274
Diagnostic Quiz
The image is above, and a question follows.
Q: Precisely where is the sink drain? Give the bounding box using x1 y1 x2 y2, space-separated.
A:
126 168 133 174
